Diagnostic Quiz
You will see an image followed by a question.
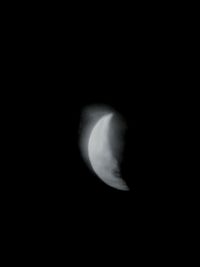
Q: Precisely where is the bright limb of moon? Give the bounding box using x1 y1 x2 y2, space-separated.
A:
88 113 129 191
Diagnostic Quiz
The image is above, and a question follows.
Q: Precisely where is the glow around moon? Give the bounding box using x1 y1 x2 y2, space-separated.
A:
79 105 129 191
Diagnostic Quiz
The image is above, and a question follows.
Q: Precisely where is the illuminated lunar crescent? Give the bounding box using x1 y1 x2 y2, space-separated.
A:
88 113 129 191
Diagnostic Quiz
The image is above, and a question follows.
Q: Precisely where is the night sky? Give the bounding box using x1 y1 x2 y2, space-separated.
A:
11 12 183 258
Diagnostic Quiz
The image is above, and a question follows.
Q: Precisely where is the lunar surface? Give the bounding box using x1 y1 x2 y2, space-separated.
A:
79 105 129 191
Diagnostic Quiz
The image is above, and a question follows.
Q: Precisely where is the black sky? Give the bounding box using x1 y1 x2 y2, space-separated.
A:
3 3 195 263
10 10 185 256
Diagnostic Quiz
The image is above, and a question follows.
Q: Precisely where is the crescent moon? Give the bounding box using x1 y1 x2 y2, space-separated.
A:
88 113 129 191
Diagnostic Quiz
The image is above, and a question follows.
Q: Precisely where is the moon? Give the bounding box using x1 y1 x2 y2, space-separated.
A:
88 113 129 191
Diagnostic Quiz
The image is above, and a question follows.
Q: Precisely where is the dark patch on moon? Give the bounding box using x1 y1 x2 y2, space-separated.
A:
109 113 127 165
